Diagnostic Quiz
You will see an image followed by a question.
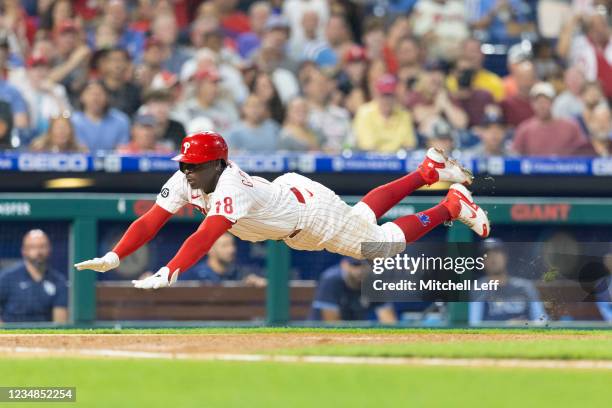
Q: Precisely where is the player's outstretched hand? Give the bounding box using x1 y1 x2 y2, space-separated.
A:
132 266 178 290
74 252 120 272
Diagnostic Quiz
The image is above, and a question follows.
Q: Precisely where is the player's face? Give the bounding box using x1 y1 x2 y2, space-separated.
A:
180 160 221 193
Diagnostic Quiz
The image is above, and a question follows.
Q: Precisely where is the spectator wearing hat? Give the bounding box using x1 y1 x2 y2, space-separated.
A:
98 47 142 117
500 61 537 128
71 80 130 152
469 238 548 325
406 64 468 135
302 68 352 152
226 94 280 153
236 1 271 59
30 114 87 153
354 74 416 153
447 38 505 101
48 20 91 102
0 34 29 135
279 97 322 151
15 54 71 136
410 0 470 63
173 67 239 134
465 109 510 156
512 82 589 156
422 118 457 156
116 113 173 154
142 89 186 150
552 67 586 120
502 43 532 98
336 45 370 117
310 257 396 323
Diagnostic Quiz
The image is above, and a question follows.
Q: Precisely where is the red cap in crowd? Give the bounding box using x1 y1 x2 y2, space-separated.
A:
193 67 221 82
344 45 367 63
56 20 79 35
375 74 398 95
26 54 50 68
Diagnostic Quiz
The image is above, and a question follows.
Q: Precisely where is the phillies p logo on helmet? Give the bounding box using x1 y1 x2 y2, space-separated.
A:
183 142 191 154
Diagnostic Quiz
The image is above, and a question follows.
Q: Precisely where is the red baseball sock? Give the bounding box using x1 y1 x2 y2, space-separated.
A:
392 203 452 243
360 171 427 219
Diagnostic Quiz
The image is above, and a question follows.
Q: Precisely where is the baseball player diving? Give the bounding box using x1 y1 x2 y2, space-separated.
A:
75 131 490 289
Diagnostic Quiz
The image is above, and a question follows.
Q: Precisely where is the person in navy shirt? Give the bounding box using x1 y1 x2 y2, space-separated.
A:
180 233 266 287
70 80 130 152
310 258 397 322
0 230 68 323
470 238 548 325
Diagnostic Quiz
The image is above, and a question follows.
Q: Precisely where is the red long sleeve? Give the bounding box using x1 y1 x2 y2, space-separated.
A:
112 204 173 259
166 215 233 276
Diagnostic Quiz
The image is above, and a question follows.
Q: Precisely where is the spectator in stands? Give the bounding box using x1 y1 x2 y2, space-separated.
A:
465 109 509 156
253 16 300 103
236 1 271 59
0 230 68 323
553 67 586 120
279 97 321 151
116 113 173 155
324 13 353 63
512 82 589 156
335 45 370 117
395 36 424 91
284 0 329 60
38 0 77 33
585 104 612 157
98 47 141 117
173 67 239 134
501 61 537 128
502 43 532 98
575 81 608 136
466 0 535 44
407 63 468 135
0 33 28 134
248 71 285 125
0 101 14 150
447 38 505 101
302 68 352 152
48 20 91 103
422 118 457 156
226 95 280 153
141 89 186 150
410 0 470 63
469 238 547 325
564 13 612 100
180 233 266 287
134 37 165 90
362 18 386 69
309 257 396 323
12 54 71 139
151 13 190 75
384 16 412 75
93 21 119 50
210 0 250 39
71 80 130 152
595 245 612 321
30 114 87 153
291 10 337 68
98 0 145 62
354 74 416 153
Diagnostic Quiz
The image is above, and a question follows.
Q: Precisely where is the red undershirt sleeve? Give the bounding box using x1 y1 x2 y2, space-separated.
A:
112 204 173 259
166 215 233 276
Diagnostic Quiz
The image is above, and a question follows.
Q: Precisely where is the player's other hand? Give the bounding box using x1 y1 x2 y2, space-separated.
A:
74 252 120 272
132 266 178 289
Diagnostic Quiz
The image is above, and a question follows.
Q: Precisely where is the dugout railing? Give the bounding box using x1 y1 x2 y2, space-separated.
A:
1 193 611 328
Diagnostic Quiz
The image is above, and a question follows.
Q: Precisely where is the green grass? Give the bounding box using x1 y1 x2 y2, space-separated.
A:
274 337 612 360
1 358 611 408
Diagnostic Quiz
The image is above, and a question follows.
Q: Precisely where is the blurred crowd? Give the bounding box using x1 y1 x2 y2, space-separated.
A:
0 0 611 157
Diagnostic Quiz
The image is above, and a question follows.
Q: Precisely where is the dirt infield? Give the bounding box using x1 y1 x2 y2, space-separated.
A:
0 332 604 355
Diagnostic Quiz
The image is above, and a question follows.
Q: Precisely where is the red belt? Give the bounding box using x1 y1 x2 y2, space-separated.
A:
288 187 305 238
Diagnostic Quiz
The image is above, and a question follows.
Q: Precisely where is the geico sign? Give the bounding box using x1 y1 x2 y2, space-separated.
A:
18 154 89 171
510 204 571 221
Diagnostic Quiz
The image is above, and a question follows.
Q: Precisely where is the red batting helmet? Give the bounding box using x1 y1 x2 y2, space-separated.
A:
171 131 228 164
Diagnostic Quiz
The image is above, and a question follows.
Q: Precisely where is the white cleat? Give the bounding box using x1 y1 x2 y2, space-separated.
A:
446 183 490 238
419 148 474 185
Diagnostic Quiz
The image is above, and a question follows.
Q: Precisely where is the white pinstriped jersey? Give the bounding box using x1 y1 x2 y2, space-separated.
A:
156 161 406 259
